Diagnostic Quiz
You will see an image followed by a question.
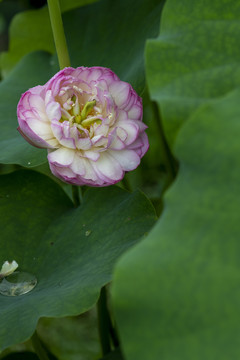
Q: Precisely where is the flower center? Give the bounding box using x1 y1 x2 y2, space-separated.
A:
60 96 101 128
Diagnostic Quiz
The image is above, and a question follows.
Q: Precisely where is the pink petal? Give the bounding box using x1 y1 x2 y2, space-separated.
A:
137 132 149 157
128 104 142 120
28 94 45 113
17 125 53 149
49 163 78 183
109 81 131 108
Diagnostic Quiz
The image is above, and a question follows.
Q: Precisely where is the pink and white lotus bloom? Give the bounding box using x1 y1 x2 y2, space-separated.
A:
17 67 148 186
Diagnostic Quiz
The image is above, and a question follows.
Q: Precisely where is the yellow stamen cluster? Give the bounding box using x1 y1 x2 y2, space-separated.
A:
60 97 102 128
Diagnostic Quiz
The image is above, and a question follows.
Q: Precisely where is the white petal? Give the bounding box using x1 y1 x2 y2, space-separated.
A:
84 150 100 161
48 147 75 166
29 94 45 113
71 155 98 181
93 153 124 181
76 137 92 150
51 121 63 141
27 118 53 139
54 165 76 178
94 123 109 137
108 130 125 150
116 127 128 141
71 155 86 176
82 159 98 181
109 136 125 150
108 149 140 171
45 90 53 104
46 101 61 121
47 138 60 147
92 135 108 147
59 137 75 149
116 121 139 145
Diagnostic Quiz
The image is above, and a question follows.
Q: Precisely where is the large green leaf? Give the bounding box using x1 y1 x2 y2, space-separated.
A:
0 52 54 167
59 0 98 12
112 89 240 359
146 0 240 146
112 1 240 358
0 170 156 352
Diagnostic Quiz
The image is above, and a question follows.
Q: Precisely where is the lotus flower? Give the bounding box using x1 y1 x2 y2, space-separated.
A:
17 67 148 186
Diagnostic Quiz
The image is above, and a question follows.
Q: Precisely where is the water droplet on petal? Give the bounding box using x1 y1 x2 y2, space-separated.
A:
0 271 37 296
85 230 92 237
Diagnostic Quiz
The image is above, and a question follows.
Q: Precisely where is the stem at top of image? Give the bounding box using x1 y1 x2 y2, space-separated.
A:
47 0 71 69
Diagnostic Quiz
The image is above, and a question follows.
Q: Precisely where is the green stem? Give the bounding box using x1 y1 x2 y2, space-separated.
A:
97 286 112 356
121 176 132 192
31 332 50 360
72 185 81 207
47 0 71 69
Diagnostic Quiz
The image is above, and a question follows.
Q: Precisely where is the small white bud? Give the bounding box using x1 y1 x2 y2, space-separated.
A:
0 260 18 278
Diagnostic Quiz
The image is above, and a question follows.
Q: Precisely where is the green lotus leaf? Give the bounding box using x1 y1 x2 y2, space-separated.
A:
0 170 156 351
112 89 240 360
146 0 240 146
